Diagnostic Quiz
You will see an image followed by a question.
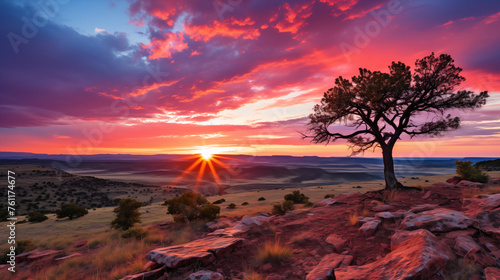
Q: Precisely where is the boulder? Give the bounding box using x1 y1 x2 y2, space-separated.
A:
454 235 496 266
207 218 234 231
120 266 166 280
463 193 500 240
443 228 476 239
146 236 243 268
314 198 337 207
400 208 474 232
359 220 380 237
409 204 439 213
457 180 485 188
306 253 352 280
375 211 409 220
371 205 394 212
325 234 347 252
208 223 250 237
335 229 454 280
185 270 223 280
241 215 270 227
432 182 455 188
485 267 500 280
446 176 462 185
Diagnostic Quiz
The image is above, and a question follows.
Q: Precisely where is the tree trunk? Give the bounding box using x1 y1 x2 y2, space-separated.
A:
382 146 399 190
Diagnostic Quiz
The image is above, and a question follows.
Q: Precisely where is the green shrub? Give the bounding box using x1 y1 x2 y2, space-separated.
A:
213 198 226 204
242 202 249 206
164 192 220 223
121 227 149 239
258 197 266 201
111 198 143 230
28 211 48 223
455 160 489 183
304 201 314 207
284 190 309 204
324 194 335 199
272 200 295 215
227 203 236 209
56 203 88 220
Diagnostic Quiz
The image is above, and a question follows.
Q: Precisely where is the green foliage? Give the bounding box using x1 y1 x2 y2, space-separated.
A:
164 192 220 223
284 190 309 204
242 202 249 206
258 197 266 201
272 200 295 215
227 203 236 209
56 203 88 220
213 198 226 204
121 227 149 239
455 160 489 183
324 194 335 199
28 211 48 223
111 198 143 230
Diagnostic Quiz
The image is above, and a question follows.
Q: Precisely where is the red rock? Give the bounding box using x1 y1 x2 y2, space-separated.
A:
400 208 474 232
305 253 352 280
146 236 243 268
489 177 500 185
359 220 380 236
454 235 496 266
27 250 62 261
485 267 500 280
409 204 439 213
443 228 476 239
185 270 223 280
463 193 500 240
143 260 162 271
446 176 462 185
375 211 408 220
54 253 82 262
120 266 166 280
72 240 87 248
241 215 270 227
457 180 485 188
266 273 284 280
432 182 455 188
325 234 347 252
335 229 455 280
262 263 273 271
372 205 394 212
16 250 36 262
314 198 337 207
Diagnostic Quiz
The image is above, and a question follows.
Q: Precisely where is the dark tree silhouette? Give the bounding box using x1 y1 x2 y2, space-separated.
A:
111 198 143 230
304 53 488 189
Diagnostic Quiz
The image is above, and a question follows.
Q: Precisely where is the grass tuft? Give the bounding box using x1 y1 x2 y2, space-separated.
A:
256 240 292 264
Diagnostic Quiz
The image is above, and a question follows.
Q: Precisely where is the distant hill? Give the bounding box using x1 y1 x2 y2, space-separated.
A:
475 159 500 171
0 165 185 215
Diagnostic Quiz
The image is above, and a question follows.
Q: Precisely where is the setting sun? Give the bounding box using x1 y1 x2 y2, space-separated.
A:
201 151 213 160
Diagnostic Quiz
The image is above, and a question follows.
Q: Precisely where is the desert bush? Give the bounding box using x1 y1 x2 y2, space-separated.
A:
56 203 88 220
111 198 143 230
227 203 236 209
121 228 149 239
258 197 266 201
455 160 489 183
304 201 314 207
213 198 225 204
324 194 335 199
272 200 294 215
256 240 292 264
242 202 249 206
349 209 359 226
164 192 220 223
284 190 309 204
28 211 48 223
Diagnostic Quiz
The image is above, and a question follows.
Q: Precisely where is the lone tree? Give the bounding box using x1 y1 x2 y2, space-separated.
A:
111 198 143 230
56 203 88 220
304 53 488 189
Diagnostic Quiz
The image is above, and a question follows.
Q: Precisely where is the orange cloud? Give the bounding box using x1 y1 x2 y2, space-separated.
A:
274 2 313 34
184 17 260 41
142 31 188 60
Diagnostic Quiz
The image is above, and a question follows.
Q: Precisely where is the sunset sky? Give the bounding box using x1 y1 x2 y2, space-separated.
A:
1 0 499 157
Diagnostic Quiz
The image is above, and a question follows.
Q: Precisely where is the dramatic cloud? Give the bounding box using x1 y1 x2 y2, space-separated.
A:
1 0 499 156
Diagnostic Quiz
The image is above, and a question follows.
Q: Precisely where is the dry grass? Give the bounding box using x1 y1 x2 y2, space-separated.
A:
256 240 292 264
441 259 479 280
462 185 500 198
243 270 264 280
383 190 399 203
349 209 359 226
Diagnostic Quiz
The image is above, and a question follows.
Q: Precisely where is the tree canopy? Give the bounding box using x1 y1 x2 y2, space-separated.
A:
304 53 488 189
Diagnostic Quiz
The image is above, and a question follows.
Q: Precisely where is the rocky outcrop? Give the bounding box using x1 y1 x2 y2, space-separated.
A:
400 208 474 232
314 198 337 207
485 267 500 280
306 253 352 280
463 193 500 240
454 235 496 266
335 229 454 280
146 236 243 268
185 270 223 280
325 234 347 252
359 219 380 236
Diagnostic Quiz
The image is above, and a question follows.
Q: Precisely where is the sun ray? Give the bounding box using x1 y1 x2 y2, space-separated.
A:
194 160 207 191
171 157 204 185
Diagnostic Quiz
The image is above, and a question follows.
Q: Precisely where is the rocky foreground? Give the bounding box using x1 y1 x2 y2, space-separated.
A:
5 178 500 279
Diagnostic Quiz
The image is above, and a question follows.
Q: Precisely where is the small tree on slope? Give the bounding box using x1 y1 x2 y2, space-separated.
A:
111 198 143 230
304 53 488 189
